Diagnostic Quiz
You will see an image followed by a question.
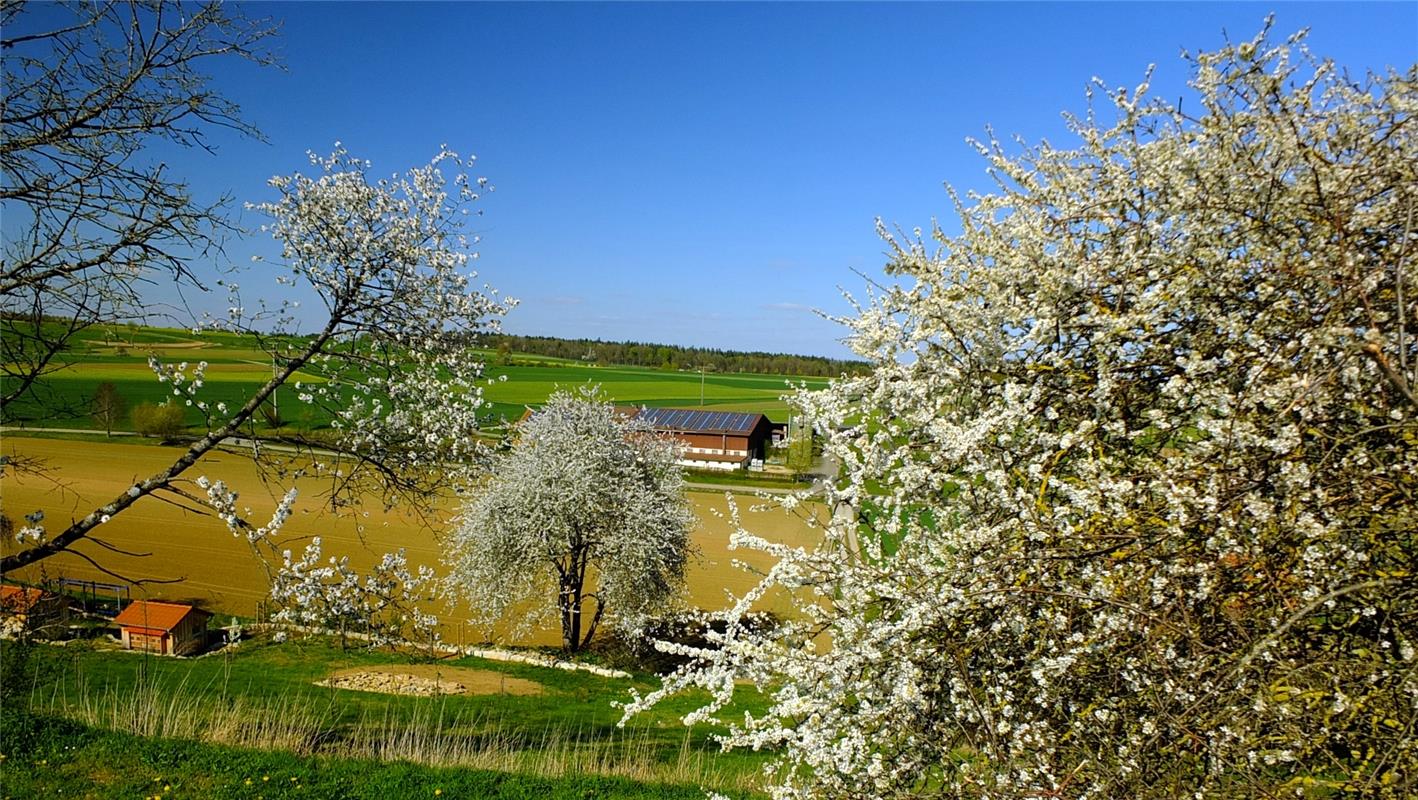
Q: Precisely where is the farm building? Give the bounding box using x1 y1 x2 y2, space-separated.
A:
0 584 67 636
517 404 776 470
631 407 775 471
113 600 212 655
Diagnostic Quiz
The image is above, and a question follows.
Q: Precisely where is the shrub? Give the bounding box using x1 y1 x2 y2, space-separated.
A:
130 401 185 440
628 25 1418 799
597 610 780 674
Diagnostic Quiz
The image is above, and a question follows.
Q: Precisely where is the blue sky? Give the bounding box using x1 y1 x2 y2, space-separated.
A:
22 2 1418 358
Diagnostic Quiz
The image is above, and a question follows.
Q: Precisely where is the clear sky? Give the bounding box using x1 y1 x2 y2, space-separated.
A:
29 2 1418 358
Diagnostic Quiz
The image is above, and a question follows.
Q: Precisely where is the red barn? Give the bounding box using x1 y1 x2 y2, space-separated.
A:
631 407 774 471
114 600 211 655
517 404 776 471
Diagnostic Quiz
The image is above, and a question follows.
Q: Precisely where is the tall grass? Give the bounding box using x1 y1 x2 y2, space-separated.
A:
37 670 336 754
342 703 741 788
32 669 756 793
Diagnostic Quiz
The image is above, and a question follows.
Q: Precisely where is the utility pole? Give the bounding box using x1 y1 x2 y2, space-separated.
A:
700 366 705 406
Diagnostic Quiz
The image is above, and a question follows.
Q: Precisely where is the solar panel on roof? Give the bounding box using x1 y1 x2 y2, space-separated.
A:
636 406 762 433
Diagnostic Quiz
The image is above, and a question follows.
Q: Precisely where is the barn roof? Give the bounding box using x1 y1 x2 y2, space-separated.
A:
634 407 766 435
114 600 209 632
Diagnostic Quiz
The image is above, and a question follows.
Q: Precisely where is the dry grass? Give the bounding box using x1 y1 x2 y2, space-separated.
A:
37 672 337 754
338 704 744 789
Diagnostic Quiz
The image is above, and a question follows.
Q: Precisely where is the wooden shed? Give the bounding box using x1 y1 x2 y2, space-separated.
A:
515 404 774 471
113 600 211 655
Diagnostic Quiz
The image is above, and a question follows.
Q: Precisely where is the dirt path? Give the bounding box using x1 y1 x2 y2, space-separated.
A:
319 664 546 697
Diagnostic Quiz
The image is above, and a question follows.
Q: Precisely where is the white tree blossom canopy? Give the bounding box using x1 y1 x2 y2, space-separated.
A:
243 145 511 501
4 145 509 587
625 25 1418 799
446 387 695 651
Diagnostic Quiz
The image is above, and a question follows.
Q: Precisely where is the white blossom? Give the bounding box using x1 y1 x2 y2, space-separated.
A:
626 26 1418 799
445 386 695 652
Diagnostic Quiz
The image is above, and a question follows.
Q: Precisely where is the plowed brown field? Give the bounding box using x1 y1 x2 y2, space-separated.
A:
1 436 824 646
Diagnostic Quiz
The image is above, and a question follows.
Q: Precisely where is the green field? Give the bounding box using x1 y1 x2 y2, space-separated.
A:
3 635 770 798
5 324 825 430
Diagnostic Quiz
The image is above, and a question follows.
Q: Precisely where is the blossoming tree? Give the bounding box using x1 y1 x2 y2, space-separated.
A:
626 25 1418 799
446 387 695 652
4 145 508 607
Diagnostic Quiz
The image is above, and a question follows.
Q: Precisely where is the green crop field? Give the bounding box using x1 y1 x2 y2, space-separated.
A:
5 324 826 431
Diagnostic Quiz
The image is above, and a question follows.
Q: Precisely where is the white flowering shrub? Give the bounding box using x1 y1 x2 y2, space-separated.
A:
626 26 1417 799
446 387 695 652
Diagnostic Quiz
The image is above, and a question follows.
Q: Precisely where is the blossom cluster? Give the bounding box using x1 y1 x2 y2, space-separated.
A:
15 510 45 543
245 144 512 504
269 536 441 648
626 26 1418 799
195 476 298 544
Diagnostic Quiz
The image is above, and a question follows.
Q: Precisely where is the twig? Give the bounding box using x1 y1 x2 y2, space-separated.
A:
1396 199 1413 380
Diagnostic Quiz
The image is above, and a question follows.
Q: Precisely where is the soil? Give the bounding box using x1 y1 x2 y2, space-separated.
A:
317 664 546 697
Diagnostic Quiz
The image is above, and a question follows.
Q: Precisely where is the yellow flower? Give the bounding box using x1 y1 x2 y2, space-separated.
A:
435 790 443 796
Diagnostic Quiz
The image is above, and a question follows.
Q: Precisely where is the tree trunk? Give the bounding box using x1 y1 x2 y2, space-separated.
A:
580 599 605 651
560 582 582 652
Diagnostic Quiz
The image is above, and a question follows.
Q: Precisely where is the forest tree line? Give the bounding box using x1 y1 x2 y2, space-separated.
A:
485 333 869 377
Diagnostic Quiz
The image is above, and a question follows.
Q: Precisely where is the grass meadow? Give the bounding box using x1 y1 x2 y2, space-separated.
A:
3 635 772 798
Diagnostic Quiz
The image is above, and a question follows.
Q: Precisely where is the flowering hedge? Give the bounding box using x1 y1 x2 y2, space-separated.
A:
628 24 1418 799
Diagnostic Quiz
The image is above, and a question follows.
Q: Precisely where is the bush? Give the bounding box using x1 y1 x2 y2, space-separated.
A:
130 401 185 440
628 26 1418 799
599 610 780 674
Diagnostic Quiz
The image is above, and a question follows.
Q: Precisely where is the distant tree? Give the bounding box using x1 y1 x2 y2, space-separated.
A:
491 340 511 368
130 401 184 441
447 387 695 652
785 424 814 477
90 382 126 437
268 536 440 651
257 400 284 430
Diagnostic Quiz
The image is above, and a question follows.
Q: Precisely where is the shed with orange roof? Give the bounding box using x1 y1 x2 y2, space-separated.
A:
113 600 211 655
